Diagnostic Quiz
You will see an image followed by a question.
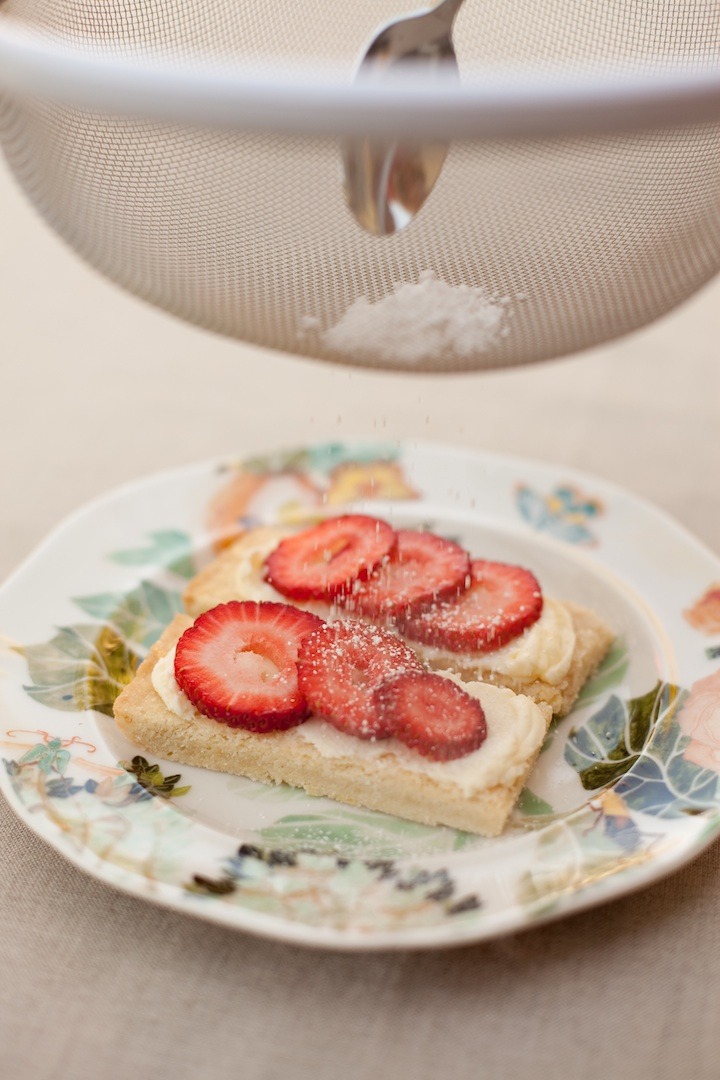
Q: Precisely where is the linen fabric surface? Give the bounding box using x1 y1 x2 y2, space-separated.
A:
1 160 720 1080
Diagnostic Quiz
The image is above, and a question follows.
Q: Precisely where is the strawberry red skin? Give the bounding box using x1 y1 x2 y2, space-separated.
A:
174 601 324 732
264 514 396 601
374 671 487 761
400 559 543 654
345 529 471 620
297 621 423 739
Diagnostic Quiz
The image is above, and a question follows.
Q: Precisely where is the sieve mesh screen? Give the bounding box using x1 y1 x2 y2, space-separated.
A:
1 0 719 371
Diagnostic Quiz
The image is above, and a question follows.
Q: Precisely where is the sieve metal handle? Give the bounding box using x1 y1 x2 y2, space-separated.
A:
1 19 719 139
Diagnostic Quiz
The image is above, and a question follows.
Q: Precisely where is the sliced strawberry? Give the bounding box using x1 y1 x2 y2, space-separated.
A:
264 515 396 601
400 559 543 653
374 671 487 761
297 621 423 739
343 529 471 619
174 601 324 732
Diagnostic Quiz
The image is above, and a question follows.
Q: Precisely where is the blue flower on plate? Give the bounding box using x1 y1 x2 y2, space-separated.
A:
516 483 603 545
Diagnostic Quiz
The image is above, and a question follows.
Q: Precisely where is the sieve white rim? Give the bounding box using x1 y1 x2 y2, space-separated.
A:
0 20 719 138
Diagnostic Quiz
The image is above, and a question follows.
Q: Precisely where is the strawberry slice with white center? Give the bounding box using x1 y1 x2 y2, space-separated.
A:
344 529 471 619
374 671 487 761
264 514 396 601
297 621 424 739
400 559 543 653
174 601 324 731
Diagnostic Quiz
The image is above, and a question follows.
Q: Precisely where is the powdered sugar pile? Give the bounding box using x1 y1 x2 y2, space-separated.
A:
321 271 509 367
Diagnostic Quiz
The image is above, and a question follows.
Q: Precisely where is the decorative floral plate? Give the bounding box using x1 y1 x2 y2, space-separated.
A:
2 440 720 950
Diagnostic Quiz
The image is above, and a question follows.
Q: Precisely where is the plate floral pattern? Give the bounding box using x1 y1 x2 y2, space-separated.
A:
2 440 720 950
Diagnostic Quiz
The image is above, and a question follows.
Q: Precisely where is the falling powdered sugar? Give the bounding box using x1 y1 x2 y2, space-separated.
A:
321 271 509 367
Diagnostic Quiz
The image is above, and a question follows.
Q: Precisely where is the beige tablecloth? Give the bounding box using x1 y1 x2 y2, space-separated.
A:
2 156 720 1080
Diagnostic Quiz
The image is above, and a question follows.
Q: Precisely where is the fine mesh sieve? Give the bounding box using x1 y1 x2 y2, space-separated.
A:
1 1 719 373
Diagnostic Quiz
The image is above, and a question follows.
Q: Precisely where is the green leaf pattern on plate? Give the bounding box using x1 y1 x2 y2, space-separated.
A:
121 755 191 799
515 788 555 817
564 681 677 790
19 624 141 717
73 579 183 650
574 636 630 707
565 680 720 818
18 737 71 776
258 809 475 859
20 541 185 719
109 529 196 579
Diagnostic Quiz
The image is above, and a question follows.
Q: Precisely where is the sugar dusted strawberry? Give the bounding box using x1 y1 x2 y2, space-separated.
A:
374 671 487 761
264 514 396 601
174 601 324 732
401 559 542 653
297 621 423 739
344 529 471 619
